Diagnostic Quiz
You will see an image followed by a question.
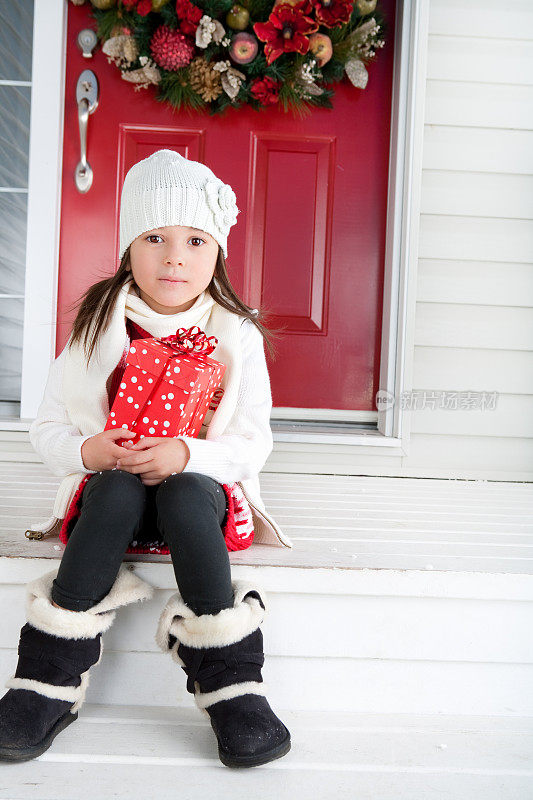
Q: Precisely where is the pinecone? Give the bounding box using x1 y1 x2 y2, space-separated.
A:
188 57 223 102
150 25 195 71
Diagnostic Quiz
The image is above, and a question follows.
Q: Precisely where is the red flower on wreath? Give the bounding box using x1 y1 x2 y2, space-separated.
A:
122 0 151 15
175 0 204 37
308 0 354 28
136 0 152 15
253 1 319 65
250 76 281 106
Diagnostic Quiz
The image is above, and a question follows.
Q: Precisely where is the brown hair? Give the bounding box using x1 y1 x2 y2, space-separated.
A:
65 245 286 367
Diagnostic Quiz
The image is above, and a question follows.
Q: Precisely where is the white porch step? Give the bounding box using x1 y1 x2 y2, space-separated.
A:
1 703 531 800
1 559 532 717
4 465 533 573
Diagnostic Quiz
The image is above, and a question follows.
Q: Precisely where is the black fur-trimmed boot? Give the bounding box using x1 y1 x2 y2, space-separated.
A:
0 564 153 762
155 580 291 768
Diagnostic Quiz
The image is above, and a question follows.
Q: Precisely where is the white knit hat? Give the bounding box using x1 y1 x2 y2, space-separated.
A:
118 149 240 260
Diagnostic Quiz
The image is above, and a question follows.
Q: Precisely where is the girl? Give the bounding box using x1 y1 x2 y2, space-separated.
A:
0 150 293 768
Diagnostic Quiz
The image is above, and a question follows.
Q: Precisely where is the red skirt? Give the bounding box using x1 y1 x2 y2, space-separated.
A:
58 474 255 555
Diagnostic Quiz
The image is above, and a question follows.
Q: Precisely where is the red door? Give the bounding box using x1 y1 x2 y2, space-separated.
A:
58 1 396 414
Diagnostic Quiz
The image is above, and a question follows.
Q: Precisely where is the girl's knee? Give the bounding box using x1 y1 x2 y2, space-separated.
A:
157 472 207 501
84 469 146 514
89 469 143 492
156 472 221 516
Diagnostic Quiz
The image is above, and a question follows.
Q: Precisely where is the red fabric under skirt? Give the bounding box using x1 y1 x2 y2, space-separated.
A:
58 473 255 554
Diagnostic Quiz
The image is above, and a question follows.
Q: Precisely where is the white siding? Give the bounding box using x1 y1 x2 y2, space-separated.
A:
404 0 533 479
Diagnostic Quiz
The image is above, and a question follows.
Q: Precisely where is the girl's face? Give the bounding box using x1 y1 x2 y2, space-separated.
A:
127 224 218 314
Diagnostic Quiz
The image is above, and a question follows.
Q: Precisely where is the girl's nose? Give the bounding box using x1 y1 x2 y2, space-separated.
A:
165 247 186 266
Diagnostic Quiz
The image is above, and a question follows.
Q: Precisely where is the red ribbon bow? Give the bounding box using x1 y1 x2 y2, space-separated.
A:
158 325 218 357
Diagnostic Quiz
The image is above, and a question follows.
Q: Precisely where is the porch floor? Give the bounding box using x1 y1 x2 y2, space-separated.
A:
1 463 532 574
0 703 531 800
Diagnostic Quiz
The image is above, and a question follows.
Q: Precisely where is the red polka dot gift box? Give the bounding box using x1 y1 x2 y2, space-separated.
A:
104 325 226 446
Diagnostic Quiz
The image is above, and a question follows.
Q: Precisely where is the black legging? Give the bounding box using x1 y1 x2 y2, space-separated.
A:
51 470 235 616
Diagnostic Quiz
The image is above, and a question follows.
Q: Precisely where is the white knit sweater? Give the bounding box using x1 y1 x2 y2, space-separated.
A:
28 318 293 548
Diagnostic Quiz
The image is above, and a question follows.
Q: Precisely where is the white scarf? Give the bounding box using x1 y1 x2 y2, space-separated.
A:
51 278 243 519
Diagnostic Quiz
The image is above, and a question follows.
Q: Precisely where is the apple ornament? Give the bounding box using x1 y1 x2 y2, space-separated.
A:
357 0 378 14
308 33 333 68
229 32 259 65
226 4 250 31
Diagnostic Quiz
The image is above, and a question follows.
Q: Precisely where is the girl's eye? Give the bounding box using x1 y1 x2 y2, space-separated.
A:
145 235 205 246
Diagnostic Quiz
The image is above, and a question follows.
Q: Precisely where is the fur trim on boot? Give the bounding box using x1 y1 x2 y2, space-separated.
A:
155 580 291 768
0 564 153 762
24 564 153 639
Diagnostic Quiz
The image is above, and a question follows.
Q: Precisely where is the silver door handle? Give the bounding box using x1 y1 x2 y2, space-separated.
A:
75 69 99 193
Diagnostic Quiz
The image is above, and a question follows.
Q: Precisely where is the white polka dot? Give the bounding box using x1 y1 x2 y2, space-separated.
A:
165 403 171 410
120 382 126 389
149 427 155 434
130 346 136 354
168 393 174 399
164 421 170 427
127 397 133 403
148 378 153 383
155 358 160 364
110 411 115 417
119 391 123 397
131 376 137 383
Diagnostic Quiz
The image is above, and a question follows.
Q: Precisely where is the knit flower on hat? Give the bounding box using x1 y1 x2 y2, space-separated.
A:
205 180 239 231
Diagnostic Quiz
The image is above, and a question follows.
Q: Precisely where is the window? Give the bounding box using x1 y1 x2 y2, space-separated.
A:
0 0 34 417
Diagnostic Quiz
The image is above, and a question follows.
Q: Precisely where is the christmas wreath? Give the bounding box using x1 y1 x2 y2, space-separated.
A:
70 0 387 117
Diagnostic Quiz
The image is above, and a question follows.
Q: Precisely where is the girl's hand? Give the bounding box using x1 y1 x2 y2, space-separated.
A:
115 437 190 486
81 428 137 472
